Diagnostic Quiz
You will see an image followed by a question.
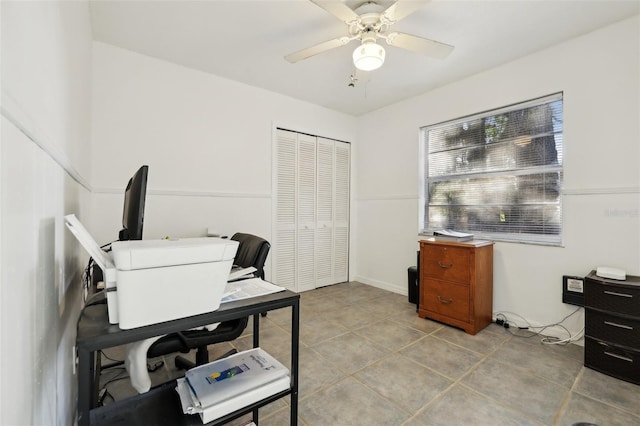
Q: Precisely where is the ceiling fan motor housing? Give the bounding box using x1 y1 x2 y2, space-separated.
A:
284 1 454 70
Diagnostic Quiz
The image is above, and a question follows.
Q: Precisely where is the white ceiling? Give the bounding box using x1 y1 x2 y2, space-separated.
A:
89 0 640 116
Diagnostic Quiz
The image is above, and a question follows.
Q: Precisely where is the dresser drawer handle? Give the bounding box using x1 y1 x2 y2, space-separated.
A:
437 261 453 269
604 351 634 363
603 290 633 298
437 296 453 304
604 321 633 330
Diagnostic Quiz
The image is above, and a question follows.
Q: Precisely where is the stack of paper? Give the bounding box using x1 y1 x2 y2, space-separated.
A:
176 348 290 423
221 278 285 303
432 229 473 241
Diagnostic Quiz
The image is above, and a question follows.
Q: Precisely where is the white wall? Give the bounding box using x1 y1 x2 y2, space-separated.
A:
1 1 93 424
355 15 640 336
89 42 357 280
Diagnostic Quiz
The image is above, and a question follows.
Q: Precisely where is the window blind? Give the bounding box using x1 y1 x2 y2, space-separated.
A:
421 93 563 245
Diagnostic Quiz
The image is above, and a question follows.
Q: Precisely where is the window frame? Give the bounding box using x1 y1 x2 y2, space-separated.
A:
419 93 564 246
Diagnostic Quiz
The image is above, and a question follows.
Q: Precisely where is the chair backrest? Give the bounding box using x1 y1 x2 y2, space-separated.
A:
230 233 270 279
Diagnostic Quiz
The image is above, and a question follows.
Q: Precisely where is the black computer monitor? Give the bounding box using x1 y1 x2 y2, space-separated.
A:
119 165 148 241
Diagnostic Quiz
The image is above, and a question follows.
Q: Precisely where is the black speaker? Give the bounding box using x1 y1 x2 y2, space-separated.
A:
408 266 418 306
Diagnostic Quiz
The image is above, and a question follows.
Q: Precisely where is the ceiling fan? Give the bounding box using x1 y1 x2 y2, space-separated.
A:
285 0 454 72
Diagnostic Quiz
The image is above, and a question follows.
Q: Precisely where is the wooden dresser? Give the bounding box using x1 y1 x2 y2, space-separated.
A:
419 239 494 335
584 270 640 384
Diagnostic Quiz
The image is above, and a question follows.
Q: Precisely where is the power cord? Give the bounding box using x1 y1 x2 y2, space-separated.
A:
97 367 129 406
100 349 123 364
81 257 94 302
81 241 114 303
495 313 526 329
96 349 165 407
494 307 583 345
540 326 585 345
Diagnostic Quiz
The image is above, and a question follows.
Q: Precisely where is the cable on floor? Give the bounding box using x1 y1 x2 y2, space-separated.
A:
493 307 584 345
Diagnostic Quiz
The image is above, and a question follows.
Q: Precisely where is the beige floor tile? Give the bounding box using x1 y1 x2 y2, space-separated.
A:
355 319 426 351
310 332 390 374
299 315 349 346
556 391 640 426
97 281 638 426
400 335 483 379
462 357 570 424
490 335 584 388
432 323 510 355
573 367 640 416
354 354 452 414
415 384 543 426
299 377 409 426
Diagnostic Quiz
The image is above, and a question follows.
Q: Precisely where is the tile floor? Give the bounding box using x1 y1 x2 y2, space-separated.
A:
100 281 640 425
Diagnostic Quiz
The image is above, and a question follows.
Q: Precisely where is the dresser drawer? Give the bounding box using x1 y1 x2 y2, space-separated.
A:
422 245 470 284
586 309 640 349
585 336 640 385
585 278 640 317
422 279 470 323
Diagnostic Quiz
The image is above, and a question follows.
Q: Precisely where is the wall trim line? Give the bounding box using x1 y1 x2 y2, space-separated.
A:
1 97 91 192
563 186 640 195
93 187 272 199
357 194 417 201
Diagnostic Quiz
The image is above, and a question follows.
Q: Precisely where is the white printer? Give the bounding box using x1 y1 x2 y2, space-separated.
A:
65 214 238 329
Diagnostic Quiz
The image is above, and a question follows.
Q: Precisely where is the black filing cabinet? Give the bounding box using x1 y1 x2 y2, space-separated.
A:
584 270 640 385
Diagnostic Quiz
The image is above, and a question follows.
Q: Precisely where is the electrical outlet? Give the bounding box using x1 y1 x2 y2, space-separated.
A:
562 275 584 306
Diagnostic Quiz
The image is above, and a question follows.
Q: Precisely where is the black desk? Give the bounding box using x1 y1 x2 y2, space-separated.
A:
76 290 300 426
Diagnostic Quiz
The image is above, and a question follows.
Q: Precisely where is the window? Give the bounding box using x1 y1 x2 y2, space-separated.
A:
420 93 563 245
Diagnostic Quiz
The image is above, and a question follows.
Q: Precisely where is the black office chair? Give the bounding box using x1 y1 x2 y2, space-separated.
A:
147 233 271 370
230 232 270 280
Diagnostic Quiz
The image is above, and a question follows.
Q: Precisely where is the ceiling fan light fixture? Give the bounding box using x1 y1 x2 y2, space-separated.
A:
352 42 385 71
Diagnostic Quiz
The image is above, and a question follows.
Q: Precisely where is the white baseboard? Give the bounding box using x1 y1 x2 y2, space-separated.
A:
353 275 406 296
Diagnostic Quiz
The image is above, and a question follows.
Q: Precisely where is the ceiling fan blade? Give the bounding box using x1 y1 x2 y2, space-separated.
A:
285 37 352 63
385 32 454 59
382 0 431 23
310 0 359 23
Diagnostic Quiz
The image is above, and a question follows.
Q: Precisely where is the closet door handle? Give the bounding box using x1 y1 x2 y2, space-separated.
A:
437 296 453 304
438 261 453 269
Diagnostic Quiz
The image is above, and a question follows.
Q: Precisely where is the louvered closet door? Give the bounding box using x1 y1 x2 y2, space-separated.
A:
334 141 350 283
273 129 350 292
296 134 317 292
273 129 297 291
316 138 335 287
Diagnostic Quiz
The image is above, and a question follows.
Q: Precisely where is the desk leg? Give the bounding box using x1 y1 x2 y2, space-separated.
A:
77 348 94 426
253 314 260 423
290 300 299 426
253 313 260 348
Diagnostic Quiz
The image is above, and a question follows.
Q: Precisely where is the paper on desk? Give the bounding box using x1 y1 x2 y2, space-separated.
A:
221 278 285 303
228 266 257 281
